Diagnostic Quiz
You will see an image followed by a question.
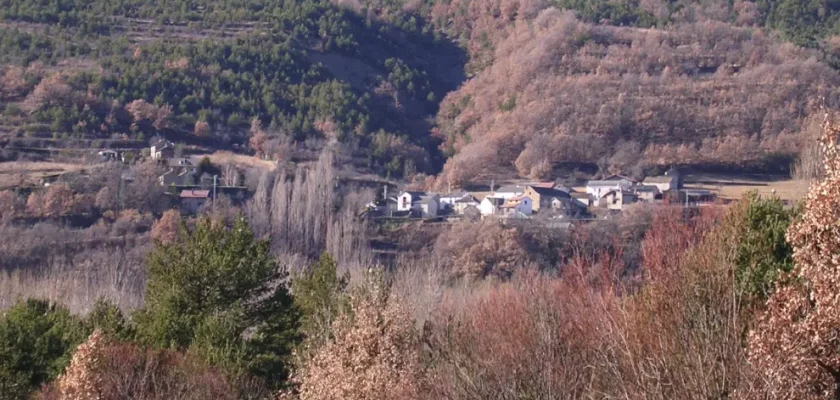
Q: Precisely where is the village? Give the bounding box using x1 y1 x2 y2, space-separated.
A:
71 138 768 223
365 167 718 221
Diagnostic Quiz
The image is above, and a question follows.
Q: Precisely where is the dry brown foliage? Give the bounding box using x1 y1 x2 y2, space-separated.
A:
0 65 28 98
745 115 840 398
425 273 612 399
23 73 73 113
293 278 424 400
436 9 839 184
193 120 211 137
423 203 753 399
41 331 238 400
151 209 182 245
434 220 530 280
125 99 172 130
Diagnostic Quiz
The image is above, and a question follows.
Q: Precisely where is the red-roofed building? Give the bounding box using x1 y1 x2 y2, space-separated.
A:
180 189 210 214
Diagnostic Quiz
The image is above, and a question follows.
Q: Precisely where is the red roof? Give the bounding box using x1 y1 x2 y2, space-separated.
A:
180 189 210 199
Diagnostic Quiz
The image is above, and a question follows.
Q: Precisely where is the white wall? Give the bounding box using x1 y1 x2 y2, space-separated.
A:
479 198 499 216
397 193 413 211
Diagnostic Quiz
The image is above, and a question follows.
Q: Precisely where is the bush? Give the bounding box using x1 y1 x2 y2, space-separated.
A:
0 299 88 400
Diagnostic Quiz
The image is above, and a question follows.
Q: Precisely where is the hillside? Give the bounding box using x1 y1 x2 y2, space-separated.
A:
0 0 465 177
1 0 840 181
436 10 840 184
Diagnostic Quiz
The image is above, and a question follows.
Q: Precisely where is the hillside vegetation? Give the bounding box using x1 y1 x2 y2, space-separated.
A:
436 10 840 184
2 1 840 180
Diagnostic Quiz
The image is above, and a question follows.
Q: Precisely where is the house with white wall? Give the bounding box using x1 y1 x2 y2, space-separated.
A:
479 197 505 216
500 196 533 218
586 175 636 199
397 191 440 217
493 185 526 199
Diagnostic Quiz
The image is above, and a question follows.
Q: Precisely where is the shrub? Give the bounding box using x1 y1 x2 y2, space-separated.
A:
0 299 88 399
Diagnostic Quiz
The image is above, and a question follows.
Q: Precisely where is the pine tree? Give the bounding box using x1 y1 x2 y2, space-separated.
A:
133 217 300 389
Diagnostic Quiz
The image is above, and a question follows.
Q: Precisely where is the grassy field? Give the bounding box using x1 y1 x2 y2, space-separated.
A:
0 161 85 189
684 173 806 202
198 151 277 171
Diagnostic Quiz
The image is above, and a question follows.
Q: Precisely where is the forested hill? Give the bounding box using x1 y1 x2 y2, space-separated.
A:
1 0 840 180
0 0 466 177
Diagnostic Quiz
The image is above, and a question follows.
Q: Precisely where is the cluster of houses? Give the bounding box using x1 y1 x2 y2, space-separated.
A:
369 168 716 220
583 168 715 210
151 139 220 214
371 182 584 220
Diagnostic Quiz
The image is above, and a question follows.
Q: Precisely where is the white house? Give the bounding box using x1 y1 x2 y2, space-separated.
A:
571 192 591 207
151 140 174 160
397 191 440 217
397 191 426 212
642 176 678 192
493 185 526 199
586 175 636 199
600 190 638 211
479 197 506 216
439 191 471 209
418 196 439 218
500 196 533 217
452 195 480 215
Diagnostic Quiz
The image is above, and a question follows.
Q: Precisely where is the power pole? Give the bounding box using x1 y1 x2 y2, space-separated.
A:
213 174 218 210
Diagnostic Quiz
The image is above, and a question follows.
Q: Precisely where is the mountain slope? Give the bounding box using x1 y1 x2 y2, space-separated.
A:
434 9 839 184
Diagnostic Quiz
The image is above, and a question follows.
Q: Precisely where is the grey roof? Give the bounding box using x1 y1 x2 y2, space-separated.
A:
455 195 478 203
401 191 426 198
442 191 469 199
495 185 525 194
168 158 194 167
587 180 625 187
419 196 438 205
683 189 713 196
634 185 660 193
529 186 571 198
643 176 675 184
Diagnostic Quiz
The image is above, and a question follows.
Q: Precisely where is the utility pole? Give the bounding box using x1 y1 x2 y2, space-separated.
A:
213 174 218 210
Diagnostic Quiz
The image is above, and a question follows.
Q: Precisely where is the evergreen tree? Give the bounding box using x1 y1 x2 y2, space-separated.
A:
134 217 300 389
292 253 349 349
0 299 88 400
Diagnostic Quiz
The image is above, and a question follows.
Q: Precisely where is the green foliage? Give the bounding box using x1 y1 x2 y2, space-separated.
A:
549 0 661 27
292 253 349 348
499 94 516 112
85 299 135 341
197 156 220 177
134 217 300 389
0 299 88 400
733 192 795 302
759 0 840 47
0 0 459 176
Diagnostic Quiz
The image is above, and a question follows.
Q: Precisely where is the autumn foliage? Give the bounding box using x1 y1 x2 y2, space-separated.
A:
293 277 424 400
41 330 238 400
746 115 840 398
436 9 838 184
